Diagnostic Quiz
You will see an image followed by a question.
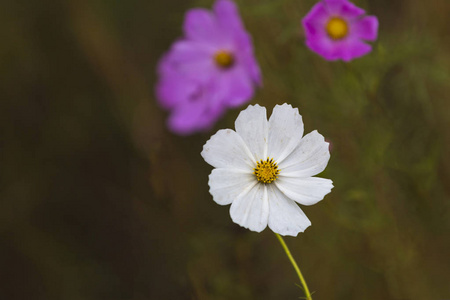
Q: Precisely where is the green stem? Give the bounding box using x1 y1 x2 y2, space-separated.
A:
275 233 312 300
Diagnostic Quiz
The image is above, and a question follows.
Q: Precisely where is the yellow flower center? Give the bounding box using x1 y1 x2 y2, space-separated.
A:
326 17 349 40
254 158 280 184
214 50 234 68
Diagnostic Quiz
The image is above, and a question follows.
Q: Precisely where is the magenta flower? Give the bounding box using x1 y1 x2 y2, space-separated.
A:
302 0 379 61
156 0 261 135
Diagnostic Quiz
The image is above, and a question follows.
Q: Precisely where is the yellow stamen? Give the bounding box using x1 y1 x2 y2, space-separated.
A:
214 50 234 68
326 17 349 40
254 158 280 184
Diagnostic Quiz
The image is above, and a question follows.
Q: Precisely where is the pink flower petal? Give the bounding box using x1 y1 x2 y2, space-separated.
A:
353 16 379 41
214 0 244 32
156 73 198 109
324 0 364 19
302 2 329 28
335 38 372 61
183 9 221 42
218 66 255 108
160 40 216 82
168 94 224 135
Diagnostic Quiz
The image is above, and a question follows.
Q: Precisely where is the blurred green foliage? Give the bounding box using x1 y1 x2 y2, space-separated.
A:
1 0 450 299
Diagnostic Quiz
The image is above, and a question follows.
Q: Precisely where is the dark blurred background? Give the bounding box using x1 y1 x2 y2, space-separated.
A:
1 0 450 299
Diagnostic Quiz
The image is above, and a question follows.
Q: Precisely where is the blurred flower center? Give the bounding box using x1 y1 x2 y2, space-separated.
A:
254 158 280 184
214 50 235 68
326 17 349 40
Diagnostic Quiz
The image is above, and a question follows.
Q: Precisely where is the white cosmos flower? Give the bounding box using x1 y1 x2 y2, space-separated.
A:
201 104 333 236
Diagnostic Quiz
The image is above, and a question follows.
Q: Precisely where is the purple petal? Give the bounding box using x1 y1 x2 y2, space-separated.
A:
302 20 326 41
159 40 217 82
231 34 262 85
353 16 378 41
339 39 372 61
331 38 372 61
305 36 340 61
183 9 221 42
156 73 198 110
214 0 244 33
306 35 372 61
234 32 262 86
160 41 212 72
213 0 261 85
167 95 224 135
217 66 255 108
302 2 329 28
302 2 329 45
324 0 365 20
170 40 215 62
241 53 262 86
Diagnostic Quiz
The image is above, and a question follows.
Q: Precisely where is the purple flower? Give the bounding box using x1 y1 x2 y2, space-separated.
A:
156 0 261 135
302 0 379 61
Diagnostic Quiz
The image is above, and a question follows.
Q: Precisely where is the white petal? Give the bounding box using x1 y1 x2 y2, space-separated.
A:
230 183 269 232
201 129 255 170
208 168 255 205
234 104 268 161
267 184 311 236
278 130 330 177
275 177 333 206
267 104 304 163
